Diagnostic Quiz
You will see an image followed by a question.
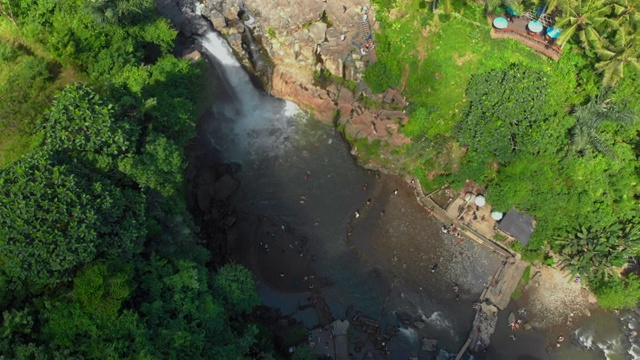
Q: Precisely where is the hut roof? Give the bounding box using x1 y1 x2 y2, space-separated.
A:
498 208 535 246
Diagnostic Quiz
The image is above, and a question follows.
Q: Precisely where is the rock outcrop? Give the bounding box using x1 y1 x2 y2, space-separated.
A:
157 0 412 160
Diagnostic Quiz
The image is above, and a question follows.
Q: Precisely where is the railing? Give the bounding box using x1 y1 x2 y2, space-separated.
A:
493 28 561 61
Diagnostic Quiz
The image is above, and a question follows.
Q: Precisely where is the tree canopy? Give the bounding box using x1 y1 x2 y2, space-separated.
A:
0 0 265 357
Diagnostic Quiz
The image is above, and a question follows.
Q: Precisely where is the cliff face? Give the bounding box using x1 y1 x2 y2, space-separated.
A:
156 0 410 160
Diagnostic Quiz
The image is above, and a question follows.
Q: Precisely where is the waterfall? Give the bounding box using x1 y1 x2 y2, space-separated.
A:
196 30 301 162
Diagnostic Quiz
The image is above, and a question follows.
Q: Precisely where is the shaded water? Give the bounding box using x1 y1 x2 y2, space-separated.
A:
196 29 639 359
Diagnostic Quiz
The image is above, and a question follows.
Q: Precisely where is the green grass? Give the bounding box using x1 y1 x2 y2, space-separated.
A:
354 138 382 163
399 8 547 138
0 21 80 167
365 0 558 180
511 265 531 300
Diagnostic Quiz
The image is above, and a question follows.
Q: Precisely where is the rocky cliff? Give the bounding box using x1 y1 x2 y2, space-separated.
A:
156 0 411 158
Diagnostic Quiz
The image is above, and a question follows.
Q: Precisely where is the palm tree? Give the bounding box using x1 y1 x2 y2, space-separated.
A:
555 223 639 282
544 0 573 14
611 0 640 28
588 0 640 86
569 89 635 157
594 28 640 86
555 0 613 49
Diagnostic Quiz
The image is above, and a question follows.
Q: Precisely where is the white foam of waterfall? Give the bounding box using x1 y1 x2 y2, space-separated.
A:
197 31 302 162
575 328 595 349
398 327 418 343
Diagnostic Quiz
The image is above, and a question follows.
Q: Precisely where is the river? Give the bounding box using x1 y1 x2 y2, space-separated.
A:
194 28 640 360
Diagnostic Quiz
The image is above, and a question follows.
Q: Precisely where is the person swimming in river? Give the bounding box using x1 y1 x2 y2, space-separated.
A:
453 283 459 293
430 263 438 273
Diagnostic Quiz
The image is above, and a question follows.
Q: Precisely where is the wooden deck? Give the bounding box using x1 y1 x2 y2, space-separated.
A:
488 15 562 61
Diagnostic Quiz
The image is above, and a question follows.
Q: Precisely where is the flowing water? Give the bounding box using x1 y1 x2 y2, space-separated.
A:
195 29 640 359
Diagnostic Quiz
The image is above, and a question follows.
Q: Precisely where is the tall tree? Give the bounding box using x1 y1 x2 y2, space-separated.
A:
83 0 154 25
569 90 636 156
457 64 569 164
0 151 146 289
556 0 613 49
555 223 640 282
38 83 138 170
593 2 640 87
136 256 259 359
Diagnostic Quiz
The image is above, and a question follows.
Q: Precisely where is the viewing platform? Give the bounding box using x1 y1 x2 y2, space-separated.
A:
488 14 562 61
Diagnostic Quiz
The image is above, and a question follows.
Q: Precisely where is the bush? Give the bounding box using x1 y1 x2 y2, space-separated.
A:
592 275 640 310
363 61 400 93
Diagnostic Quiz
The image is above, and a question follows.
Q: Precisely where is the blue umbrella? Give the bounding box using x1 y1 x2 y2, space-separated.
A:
505 6 517 15
546 26 561 39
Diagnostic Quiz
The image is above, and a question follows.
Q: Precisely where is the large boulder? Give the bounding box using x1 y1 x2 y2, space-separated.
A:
421 338 438 351
208 9 227 29
308 22 327 44
271 66 337 123
222 0 244 20
213 174 240 200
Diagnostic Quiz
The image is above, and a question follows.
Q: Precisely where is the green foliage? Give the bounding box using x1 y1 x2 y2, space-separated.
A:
354 138 382 162
544 256 555 267
0 38 63 166
592 275 640 309
569 89 636 157
137 256 258 358
41 263 142 358
457 64 570 164
0 151 146 288
143 55 201 146
554 223 640 283
372 0 398 13
511 265 531 300
363 60 401 93
214 263 261 315
39 83 137 169
118 131 186 196
0 0 267 358
84 0 156 26
0 50 54 131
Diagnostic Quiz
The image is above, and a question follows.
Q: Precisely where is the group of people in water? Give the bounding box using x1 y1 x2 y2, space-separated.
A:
441 223 465 244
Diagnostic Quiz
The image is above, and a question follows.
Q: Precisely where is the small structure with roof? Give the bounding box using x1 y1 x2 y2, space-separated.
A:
497 208 535 246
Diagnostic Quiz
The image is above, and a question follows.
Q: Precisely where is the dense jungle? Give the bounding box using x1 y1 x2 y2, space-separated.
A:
1 0 640 358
